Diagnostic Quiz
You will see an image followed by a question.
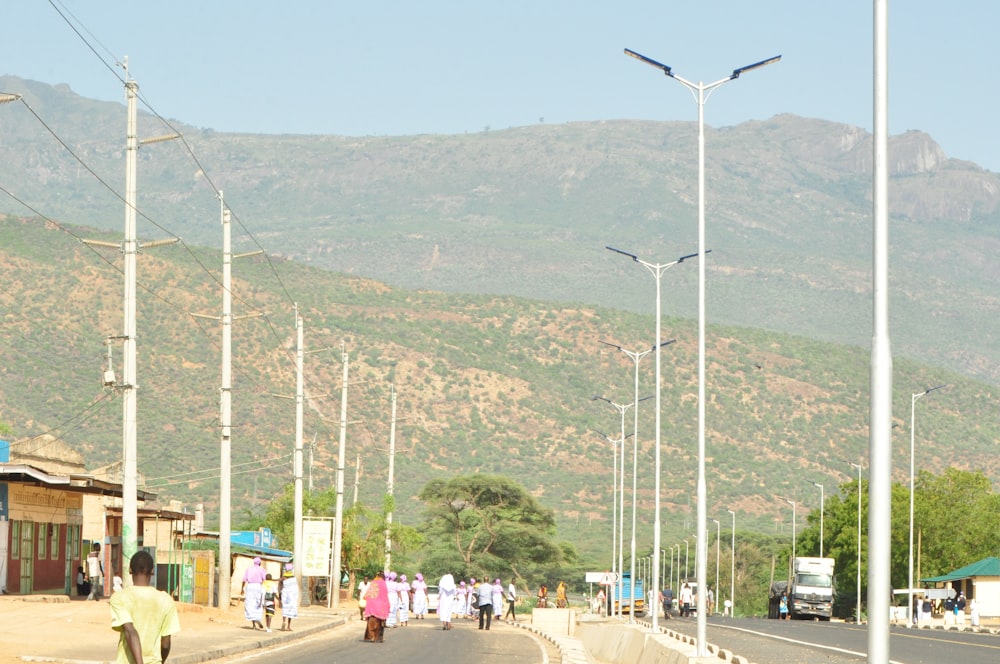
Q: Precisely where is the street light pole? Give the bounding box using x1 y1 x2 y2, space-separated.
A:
811 481 825 558
593 395 642 621
624 47 780 656
784 499 797 563
607 247 696 634
711 519 720 615
594 428 628 619
601 339 675 624
685 538 690 581
908 384 946 622
848 461 864 623
727 509 736 617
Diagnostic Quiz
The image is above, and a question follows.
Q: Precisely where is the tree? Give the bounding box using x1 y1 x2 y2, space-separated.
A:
417 474 567 586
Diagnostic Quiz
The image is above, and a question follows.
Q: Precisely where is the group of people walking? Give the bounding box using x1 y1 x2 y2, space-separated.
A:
241 557 299 633
360 570 432 642
436 575 517 632
361 572 518 643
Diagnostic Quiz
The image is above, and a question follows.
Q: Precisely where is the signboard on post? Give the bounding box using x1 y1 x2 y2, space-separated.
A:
302 518 333 577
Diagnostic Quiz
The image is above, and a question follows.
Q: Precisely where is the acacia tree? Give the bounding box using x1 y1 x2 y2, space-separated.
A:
417 474 568 586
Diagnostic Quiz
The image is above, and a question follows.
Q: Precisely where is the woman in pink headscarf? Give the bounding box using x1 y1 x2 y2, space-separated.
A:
363 571 390 643
411 573 428 619
241 557 267 630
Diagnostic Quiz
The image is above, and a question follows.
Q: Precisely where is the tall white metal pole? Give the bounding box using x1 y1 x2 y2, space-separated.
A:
849 461 863 623
869 1 892 660
623 49 779 653
712 518 720 615
618 408 626 620
121 63 140 577
384 385 397 571
908 385 945 622
694 80 709 654
293 308 304 596
812 482 825 557
218 197 233 607
727 510 735 617
331 345 349 608
611 435 618 614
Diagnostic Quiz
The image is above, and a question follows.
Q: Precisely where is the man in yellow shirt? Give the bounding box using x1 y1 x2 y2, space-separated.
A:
110 550 181 664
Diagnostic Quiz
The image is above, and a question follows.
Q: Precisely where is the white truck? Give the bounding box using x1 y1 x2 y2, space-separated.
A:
789 557 835 620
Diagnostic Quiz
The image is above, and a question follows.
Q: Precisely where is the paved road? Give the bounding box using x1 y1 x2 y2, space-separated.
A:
214 616 556 664
657 616 1000 664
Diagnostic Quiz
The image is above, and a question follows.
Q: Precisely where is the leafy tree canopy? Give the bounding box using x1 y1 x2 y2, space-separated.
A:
417 473 574 588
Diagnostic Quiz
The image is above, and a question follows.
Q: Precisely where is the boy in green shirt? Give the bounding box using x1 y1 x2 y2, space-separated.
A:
110 551 181 664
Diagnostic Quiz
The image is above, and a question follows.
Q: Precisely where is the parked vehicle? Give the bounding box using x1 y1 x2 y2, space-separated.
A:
614 572 645 616
426 585 439 612
788 557 835 620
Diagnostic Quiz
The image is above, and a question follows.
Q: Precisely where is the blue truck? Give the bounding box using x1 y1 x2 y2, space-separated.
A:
613 572 646 616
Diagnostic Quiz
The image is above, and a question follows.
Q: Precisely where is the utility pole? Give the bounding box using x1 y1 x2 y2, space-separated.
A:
191 194 261 607
83 59 176 581
353 454 361 506
293 307 305 598
384 385 397 571
331 344 349 608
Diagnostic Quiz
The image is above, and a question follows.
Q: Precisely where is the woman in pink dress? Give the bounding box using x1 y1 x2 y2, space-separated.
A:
363 571 390 642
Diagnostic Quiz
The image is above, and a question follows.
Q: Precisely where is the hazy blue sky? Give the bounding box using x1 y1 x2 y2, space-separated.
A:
5 1 999 171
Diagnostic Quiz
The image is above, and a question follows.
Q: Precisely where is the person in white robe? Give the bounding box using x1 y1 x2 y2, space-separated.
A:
386 572 399 628
398 574 411 625
492 579 503 620
411 573 429 619
438 573 457 630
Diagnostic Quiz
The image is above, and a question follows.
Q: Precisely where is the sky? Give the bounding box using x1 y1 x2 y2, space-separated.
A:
4 1 999 172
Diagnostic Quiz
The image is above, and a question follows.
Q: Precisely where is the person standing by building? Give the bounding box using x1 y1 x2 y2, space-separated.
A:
110 550 180 664
278 563 299 631
87 544 104 601
504 578 517 622
241 557 266 631
477 576 494 630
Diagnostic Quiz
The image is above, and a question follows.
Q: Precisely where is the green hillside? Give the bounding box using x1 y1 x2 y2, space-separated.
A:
0 216 996 565
0 76 997 387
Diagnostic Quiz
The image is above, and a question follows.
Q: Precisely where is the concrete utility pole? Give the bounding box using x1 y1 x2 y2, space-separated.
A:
218 198 234 608
293 307 305 596
331 344 350 608
193 195 264 607
84 59 177 581
384 385 397 571
119 64 140 576
353 454 361 506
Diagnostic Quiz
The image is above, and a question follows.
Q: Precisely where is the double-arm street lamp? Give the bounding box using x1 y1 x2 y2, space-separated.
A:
908 384 947 621
811 481 825 557
606 246 696 633
624 47 780 655
601 339 674 623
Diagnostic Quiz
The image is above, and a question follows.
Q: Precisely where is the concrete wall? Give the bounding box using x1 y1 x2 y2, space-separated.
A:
531 607 577 636
577 622 720 664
